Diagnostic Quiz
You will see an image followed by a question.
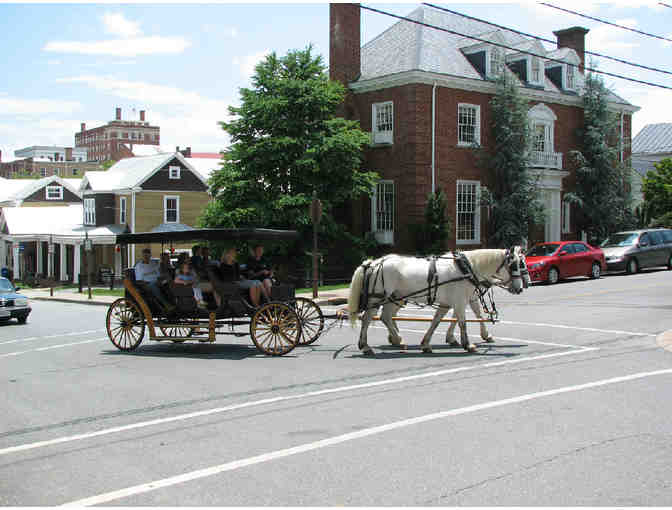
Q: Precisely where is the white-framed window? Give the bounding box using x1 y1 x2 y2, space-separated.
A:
528 104 557 155
488 47 503 78
562 201 571 234
46 185 63 200
84 198 96 225
40 167 47 177
532 123 548 152
530 57 543 85
565 63 576 90
164 195 179 223
54 167 60 176
169 166 181 179
371 180 394 244
456 180 481 245
458 104 481 146
72 168 79 176
120 196 127 224
372 101 393 145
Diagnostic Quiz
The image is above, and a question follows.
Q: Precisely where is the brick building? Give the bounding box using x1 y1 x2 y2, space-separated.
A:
75 107 160 162
330 4 637 252
0 146 100 179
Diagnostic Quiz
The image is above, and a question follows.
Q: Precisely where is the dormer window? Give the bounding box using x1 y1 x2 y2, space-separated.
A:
46 185 63 200
169 166 181 179
488 47 503 78
566 64 576 90
530 58 543 85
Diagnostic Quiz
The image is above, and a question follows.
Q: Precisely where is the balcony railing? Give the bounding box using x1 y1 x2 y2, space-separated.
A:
529 150 563 169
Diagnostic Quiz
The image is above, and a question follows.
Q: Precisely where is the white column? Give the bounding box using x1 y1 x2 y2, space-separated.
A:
36 241 43 275
73 245 81 284
0 241 6 270
550 189 562 242
115 247 122 277
60 243 67 280
47 242 54 278
13 244 20 280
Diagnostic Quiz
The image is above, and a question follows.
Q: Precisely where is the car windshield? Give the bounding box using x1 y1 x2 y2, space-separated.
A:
601 233 639 247
527 244 560 257
0 279 15 293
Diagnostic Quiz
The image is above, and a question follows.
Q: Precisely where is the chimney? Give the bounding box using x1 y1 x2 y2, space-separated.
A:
115 107 122 120
176 146 180 153
329 3 361 86
140 110 145 121
65 147 73 161
553 26 590 73
81 122 86 132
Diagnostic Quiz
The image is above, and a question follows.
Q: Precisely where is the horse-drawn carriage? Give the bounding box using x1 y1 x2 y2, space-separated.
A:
105 228 324 356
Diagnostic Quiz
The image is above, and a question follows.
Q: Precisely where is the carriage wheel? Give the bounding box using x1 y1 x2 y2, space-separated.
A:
159 324 196 342
250 302 299 356
106 298 145 351
292 297 324 346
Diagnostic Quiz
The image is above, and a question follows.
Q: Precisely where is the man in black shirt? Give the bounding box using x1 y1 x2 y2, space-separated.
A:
247 244 273 302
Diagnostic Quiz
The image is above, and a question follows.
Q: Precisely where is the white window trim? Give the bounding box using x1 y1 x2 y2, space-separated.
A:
84 198 96 225
371 180 395 245
120 196 127 225
528 104 557 154
487 47 503 79
457 103 481 147
46 185 63 200
528 57 544 86
40 167 47 177
164 195 180 224
562 201 571 234
456 180 481 245
168 166 181 179
372 101 394 145
564 63 576 91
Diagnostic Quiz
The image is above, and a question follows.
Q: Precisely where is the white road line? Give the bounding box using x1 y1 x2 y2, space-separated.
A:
0 338 106 359
0 330 105 346
0 339 596 457
499 320 656 337
61 368 672 507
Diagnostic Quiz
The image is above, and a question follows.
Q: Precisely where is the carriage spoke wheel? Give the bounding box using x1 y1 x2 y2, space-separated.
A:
106 298 145 351
159 324 196 342
250 302 299 356
292 297 324 345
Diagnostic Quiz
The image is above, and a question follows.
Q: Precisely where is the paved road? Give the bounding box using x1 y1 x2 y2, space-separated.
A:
1 269 671 505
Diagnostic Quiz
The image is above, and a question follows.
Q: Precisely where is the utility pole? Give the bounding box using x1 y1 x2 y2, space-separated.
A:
310 192 322 299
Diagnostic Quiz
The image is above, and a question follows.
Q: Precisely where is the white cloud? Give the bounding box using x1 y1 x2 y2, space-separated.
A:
43 36 190 57
588 20 640 52
233 50 270 78
0 96 82 116
103 12 142 39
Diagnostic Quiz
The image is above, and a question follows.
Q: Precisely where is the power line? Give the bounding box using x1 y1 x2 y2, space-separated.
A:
659 2 672 8
539 2 672 44
359 4 672 91
424 2 672 77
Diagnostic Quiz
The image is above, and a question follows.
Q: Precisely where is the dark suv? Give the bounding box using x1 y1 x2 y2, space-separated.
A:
601 228 672 273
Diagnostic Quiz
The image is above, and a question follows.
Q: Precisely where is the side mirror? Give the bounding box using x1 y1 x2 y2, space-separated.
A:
558 251 568 256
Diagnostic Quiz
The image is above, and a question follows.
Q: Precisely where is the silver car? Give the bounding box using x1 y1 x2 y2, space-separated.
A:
601 228 672 274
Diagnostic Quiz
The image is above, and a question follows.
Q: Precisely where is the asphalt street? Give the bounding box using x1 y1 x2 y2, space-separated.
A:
1 268 671 506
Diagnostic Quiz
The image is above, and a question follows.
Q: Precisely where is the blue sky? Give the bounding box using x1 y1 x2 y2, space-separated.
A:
1 1 670 162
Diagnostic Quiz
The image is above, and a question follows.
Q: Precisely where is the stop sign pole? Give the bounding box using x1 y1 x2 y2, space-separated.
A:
310 193 322 299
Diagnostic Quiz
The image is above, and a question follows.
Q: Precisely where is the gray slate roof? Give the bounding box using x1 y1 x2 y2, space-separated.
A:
359 5 632 106
632 123 672 154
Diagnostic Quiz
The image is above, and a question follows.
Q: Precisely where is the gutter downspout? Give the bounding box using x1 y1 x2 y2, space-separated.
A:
620 111 624 163
130 189 137 266
432 81 437 194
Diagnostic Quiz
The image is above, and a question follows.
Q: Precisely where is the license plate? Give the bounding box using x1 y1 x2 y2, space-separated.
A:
0 310 10 318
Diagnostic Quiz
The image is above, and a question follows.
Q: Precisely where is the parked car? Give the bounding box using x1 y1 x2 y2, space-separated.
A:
601 228 672 274
526 241 606 284
0 277 31 324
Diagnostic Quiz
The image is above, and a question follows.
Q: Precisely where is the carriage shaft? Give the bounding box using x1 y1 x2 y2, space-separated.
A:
372 315 497 323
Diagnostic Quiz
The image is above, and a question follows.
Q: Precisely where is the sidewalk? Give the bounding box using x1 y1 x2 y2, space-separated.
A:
19 286 349 308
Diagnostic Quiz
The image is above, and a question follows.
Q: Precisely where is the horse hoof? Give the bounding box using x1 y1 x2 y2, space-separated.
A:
399 343 408 350
362 348 375 356
422 347 433 354
467 345 478 353
483 336 495 343
448 340 460 347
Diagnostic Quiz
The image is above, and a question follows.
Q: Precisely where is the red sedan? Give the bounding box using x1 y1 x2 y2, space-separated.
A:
526 241 607 284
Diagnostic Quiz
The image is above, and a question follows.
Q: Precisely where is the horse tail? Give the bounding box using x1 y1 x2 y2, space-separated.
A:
348 263 367 327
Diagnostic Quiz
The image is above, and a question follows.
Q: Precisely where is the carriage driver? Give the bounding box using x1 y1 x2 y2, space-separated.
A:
134 248 175 312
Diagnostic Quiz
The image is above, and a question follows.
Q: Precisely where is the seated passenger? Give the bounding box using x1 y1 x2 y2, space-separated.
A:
218 247 263 307
159 253 175 284
174 262 206 307
134 248 175 312
247 244 273 302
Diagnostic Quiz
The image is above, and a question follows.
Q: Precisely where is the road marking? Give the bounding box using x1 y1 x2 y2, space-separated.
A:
0 338 596 457
0 338 105 359
499 321 656 337
61 368 672 506
0 330 105 346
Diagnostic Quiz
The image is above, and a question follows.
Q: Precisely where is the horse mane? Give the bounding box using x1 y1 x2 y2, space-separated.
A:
460 249 504 277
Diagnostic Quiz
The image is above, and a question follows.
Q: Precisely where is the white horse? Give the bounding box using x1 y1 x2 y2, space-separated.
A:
347 247 529 355
446 295 493 346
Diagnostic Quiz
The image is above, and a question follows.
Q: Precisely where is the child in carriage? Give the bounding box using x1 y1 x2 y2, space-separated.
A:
174 261 206 307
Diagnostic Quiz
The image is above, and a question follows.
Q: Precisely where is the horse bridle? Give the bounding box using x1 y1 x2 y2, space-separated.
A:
493 248 530 291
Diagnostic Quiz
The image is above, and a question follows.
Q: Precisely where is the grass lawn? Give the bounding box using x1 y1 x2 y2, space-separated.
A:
295 283 349 294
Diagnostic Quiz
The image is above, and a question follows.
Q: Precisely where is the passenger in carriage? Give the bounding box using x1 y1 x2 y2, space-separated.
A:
174 261 206 307
247 244 273 302
159 253 175 283
217 247 263 307
134 248 175 312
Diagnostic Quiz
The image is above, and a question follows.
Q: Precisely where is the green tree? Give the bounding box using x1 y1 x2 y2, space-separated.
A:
482 74 545 247
641 158 672 225
564 72 635 242
415 188 451 255
200 46 378 263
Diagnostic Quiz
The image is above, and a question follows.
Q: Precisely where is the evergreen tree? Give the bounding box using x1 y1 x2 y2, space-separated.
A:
483 74 545 248
420 188 451 255
641 157 672 225
564 72 635 242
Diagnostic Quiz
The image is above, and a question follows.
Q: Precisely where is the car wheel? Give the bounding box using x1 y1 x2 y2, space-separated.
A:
667 254 672 270
590 262 601 279
17 316 27 324
626 258 638 274
547 267 559 284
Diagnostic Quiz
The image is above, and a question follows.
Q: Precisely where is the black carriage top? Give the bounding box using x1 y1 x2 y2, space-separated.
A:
114 227 300 245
